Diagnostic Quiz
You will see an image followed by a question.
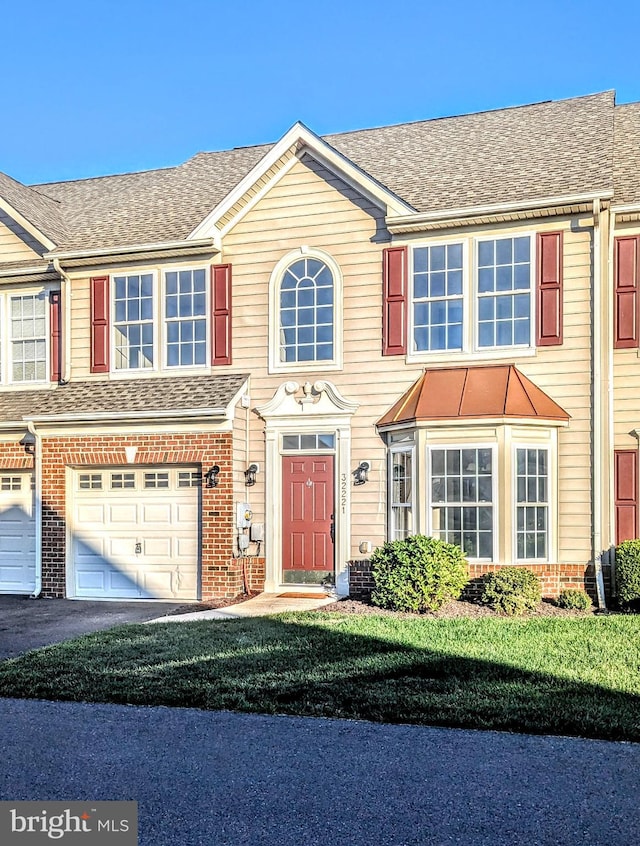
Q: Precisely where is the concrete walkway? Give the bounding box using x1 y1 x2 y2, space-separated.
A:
149 592 336 622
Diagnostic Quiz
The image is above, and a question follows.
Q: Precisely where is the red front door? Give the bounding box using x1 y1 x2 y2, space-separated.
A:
282 454 334 581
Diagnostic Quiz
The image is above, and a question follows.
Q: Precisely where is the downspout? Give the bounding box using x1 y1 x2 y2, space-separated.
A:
608 210 617 600
592 199 607 609
27 420 43 599
52 257 71 383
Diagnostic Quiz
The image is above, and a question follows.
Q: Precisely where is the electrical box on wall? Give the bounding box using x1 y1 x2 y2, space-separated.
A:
236 502 252 528
250 523 264 542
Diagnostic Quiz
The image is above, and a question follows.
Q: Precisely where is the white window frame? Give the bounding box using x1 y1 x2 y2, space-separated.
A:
389 442 416 541
426 443 498 562
406 232 536 365
409 239 468 355
0 288 50 386
162 266 209 370
112 270 156 372
512 442 551 564
109 264 211 375
268 247 343 374
474 233 536 353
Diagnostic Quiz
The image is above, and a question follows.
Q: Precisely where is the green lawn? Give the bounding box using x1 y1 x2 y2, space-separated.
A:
0 612 639 741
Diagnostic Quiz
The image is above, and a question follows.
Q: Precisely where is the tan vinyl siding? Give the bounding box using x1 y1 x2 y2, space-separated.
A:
61 154 595 574
0 211 44 263
219 156 594 567
612 221 640 450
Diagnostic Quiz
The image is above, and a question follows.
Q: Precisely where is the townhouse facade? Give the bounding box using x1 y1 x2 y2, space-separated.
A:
0 90 638 606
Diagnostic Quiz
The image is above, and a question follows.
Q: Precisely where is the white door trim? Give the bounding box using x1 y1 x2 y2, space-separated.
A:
256 380 359 596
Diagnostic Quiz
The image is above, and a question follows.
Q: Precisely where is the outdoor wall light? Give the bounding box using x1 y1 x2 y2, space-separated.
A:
204 465 221 488
244 463 259 487
20 432 36 456
352 461 370 486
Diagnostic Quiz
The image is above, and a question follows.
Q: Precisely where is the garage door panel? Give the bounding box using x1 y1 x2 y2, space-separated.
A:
108 504 139 524
141 503 172 523
0 475 36 593
72 467 199 600
75 569 107 592
177 503 198 523
177 537 198 557
107 570 141 595
143 537 172 558
76 504 106 526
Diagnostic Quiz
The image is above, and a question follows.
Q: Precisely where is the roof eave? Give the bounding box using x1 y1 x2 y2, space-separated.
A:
45 237 219 263
377 415 570 431
0 197 57 252
386 191 614 234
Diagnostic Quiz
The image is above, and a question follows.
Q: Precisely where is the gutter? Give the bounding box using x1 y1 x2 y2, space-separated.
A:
45 237 217 262
386 190 614 231
27 421 42 599
608 211 617 599
24 407 228 425
52 258 71 383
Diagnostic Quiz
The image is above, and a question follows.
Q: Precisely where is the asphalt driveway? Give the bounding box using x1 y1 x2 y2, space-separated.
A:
0 595 185 659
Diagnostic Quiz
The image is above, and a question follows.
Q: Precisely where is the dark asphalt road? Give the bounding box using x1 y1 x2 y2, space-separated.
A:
0 699 637 845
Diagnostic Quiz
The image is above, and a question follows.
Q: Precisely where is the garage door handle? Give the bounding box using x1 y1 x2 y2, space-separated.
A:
135 542 142 554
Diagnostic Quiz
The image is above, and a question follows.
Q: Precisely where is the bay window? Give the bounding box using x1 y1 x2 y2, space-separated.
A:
429 446 494 559
515 447 549 560
390 445 414 540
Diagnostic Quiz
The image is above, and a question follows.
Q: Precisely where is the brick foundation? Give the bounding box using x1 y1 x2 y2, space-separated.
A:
348 558 606 604
0 430 267 601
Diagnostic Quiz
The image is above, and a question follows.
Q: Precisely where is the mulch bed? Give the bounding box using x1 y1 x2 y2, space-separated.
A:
315 598 595 619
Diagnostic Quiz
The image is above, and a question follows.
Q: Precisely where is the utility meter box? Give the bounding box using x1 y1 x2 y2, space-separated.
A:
236 502 252 528
250 522 264 542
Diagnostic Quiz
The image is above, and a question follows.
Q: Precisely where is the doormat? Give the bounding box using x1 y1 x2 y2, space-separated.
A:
277 592 330 599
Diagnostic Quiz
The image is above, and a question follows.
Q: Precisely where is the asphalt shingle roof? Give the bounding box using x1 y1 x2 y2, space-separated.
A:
0 91 636 253
0 373 249 424
614 102 640 206
0 171 69 247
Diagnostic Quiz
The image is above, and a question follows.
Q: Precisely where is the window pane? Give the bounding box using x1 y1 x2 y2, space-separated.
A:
278 258 335 362
114 273 154 370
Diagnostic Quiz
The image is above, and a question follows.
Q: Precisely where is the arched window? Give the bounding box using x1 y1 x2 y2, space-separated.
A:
279 257 334 363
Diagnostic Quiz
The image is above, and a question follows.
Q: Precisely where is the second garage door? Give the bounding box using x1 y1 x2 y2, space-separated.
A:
71 467 200 600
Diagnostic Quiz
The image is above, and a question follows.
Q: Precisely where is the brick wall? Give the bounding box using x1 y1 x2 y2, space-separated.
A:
348 558 605 603
3 430 267 600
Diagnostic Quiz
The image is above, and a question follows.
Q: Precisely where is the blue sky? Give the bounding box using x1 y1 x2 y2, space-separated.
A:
3 0 640 184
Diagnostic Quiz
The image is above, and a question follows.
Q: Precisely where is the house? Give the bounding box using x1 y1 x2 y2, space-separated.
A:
1 90 639 606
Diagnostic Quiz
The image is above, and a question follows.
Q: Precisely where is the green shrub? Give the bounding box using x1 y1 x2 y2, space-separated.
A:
370 535 468 613
555 588 592 611
480 567 541 616
615 540 640 609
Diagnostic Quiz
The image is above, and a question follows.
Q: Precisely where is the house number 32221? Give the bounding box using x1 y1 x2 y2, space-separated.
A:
341 473 347 514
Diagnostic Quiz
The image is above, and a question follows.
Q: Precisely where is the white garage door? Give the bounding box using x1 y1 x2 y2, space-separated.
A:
71 467 200 600
0 472 36 593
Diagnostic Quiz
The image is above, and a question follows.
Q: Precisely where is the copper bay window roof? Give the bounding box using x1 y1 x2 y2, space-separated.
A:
377 365 570 427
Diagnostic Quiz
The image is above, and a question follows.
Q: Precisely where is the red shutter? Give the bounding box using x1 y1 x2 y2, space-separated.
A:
90 276 110 373
382 246 407 356
49 290 61 383
211 264 232 365
536 232 563 346
615 449 638 543
614 236 640 349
